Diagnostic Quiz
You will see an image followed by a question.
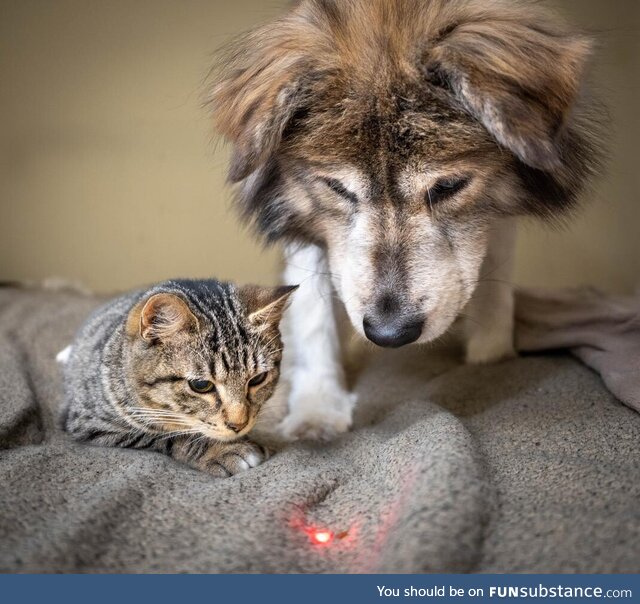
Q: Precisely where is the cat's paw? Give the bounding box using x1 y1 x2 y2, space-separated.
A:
205 440 270 477
465 330 516 364
278 385 356 442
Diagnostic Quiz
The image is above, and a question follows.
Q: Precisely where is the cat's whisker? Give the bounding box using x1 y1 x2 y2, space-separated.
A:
129 417 193 426
189 433 213 446
131 418 193 428
127 416 193 425
129 410 188 417
155 429 203 442
127 409 190 418
126 413 195 427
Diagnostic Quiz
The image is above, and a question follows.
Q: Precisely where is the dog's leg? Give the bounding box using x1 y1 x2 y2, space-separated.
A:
465 217 517 364
278 244 356 441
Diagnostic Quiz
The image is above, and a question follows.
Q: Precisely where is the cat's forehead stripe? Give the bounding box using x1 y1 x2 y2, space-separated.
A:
151 280 282 377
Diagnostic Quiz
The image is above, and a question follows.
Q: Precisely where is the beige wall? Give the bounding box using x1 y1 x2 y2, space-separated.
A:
1 0 638 294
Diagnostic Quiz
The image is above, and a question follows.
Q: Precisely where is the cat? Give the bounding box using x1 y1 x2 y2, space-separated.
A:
60 279 297 477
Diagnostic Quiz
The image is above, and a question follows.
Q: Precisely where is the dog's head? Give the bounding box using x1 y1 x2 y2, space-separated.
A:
209 0 603 347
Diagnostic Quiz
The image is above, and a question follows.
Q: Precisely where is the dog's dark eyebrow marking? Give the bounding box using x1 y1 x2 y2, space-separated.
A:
320 177 359 204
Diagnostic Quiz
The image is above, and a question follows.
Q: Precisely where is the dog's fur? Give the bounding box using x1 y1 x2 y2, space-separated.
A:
208 0 604 440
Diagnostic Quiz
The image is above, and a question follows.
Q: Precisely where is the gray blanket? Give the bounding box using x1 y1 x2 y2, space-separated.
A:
1 287 639 573
516 287 640 414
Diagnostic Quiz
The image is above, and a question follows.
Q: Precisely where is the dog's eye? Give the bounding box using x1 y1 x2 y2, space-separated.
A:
188 379 215 394
320 177 358 204
425 177 470 207
248 371 268 388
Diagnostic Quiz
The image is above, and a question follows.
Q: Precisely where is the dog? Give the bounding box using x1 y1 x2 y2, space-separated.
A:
208 0 604 440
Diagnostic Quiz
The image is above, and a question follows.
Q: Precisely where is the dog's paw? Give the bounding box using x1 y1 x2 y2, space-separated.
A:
278 386 356 442
204 440 270 477
465 331 516 364
279 406 353 442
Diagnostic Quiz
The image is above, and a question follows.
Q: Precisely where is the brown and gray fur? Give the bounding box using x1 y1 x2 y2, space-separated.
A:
61 279 296 476
207 0 605 440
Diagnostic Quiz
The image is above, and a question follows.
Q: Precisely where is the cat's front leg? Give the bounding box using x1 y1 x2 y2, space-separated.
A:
465 217 517 364
278 244 356 442
170 437 269 477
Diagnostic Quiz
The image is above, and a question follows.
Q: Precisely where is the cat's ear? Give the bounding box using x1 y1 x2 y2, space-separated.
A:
128 293 198 343
239 284 298 328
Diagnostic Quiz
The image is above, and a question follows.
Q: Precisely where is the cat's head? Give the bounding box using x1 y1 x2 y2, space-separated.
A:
124 281 297 441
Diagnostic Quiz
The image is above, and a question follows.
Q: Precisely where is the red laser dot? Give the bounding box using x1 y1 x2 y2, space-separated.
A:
311 529 333 545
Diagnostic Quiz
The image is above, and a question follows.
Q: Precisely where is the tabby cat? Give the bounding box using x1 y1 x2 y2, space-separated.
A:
60 279 297 477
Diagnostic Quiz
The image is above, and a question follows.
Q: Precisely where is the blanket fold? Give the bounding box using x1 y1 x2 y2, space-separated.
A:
516 287 640 413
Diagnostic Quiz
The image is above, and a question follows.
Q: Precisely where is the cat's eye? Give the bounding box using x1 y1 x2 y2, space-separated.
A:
248 372 268 388
188 379 215 394
425 176 470 208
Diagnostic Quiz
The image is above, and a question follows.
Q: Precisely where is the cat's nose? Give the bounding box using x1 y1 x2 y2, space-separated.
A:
225 418 249 433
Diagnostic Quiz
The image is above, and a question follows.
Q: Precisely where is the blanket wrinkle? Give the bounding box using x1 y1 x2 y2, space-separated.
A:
0 334 44 449
515 287 640 413
0 287 639 573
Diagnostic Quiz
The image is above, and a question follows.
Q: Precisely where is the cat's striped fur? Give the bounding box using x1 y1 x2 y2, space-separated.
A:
61 279 296 477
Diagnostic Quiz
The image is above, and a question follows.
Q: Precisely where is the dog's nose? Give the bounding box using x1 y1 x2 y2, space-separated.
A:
362 313 423 348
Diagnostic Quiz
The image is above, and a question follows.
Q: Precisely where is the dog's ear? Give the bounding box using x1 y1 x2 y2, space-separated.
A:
424 16 593 171
208 26 311 183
